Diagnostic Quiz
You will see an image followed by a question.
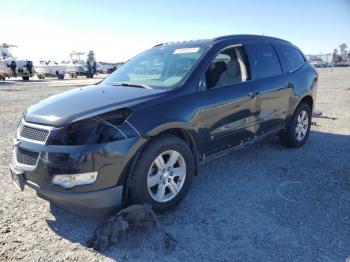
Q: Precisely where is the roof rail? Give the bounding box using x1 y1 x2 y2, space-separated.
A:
153 39 210 48
153 42 175 47
212 34 291 43
152 35 290 48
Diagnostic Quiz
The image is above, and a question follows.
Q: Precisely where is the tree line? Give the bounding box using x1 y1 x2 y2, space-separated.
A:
332 43 350 63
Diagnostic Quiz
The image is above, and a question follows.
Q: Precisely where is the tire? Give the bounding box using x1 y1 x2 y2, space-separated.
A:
280 102 312 148
129 135 194 212
22 76 29 81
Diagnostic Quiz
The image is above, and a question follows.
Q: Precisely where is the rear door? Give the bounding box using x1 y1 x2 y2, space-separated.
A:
198 45 259 156
244 43 291 135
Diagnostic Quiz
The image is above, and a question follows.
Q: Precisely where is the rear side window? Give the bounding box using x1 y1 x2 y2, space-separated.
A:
275 44 305 72
245 43 282 79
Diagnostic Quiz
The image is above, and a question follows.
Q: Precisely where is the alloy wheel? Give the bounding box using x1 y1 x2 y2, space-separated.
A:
295 110 309 141
147 150 186 203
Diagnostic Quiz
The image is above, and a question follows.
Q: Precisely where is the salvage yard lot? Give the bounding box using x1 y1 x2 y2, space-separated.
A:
0 69 349 261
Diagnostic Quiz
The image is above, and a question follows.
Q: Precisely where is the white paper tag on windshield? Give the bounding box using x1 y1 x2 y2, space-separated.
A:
173 47 200 54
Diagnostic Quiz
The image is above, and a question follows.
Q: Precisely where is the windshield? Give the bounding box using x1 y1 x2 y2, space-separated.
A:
101 45 208 89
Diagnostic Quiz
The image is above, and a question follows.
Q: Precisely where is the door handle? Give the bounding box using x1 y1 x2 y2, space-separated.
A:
248 91 259 98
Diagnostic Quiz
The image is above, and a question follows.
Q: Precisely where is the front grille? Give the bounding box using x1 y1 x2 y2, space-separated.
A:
16 148 39 166
20 125 49 142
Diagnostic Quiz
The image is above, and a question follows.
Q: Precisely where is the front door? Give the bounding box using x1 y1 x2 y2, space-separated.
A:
198 45 259 156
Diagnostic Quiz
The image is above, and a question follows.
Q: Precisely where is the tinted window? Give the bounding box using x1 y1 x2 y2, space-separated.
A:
245 43 282 79
205 46 248 89
275 44 305 72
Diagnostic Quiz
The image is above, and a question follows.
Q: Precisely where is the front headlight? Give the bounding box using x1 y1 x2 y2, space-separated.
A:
48 108 137 145
52 172 98 189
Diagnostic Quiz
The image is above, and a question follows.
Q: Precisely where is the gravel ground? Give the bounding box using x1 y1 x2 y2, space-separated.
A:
0 69 349 261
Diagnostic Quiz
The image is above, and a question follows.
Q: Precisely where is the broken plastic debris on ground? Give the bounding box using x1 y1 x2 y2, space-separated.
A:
87 204 176 252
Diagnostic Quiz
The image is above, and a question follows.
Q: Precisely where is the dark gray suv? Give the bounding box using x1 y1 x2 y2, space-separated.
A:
10 35 317 216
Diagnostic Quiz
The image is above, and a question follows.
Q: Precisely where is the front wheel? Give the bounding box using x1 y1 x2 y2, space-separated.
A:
22 76 29 81
129 135 194 212
280 102 312 148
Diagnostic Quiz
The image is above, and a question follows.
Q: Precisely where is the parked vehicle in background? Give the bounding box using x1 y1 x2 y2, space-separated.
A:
107 66 117 74
0 60 11 80
35 61 78 79
3 59 34 80
1 44 34 80
311 61 350 68
10 35 317 216
337 62 350 67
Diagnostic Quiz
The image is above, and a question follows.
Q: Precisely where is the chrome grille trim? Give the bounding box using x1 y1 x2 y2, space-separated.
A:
16 147 39 166
12 147 40 171
20 125 49 142
17 119 54 145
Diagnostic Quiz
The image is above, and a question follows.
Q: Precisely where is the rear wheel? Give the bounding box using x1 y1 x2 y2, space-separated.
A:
22 76 29 81
280 102 312 147
129 135 194 212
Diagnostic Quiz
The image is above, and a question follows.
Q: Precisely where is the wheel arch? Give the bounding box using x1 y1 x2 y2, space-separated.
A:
121 123 200 205
298 95 314 111
286 94 314 129
145 122 200 157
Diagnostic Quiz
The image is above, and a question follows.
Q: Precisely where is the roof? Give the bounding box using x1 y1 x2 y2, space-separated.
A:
212 34 291 44
153 34 291 48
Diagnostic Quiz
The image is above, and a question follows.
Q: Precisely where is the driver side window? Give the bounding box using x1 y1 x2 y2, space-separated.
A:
205 46 248 89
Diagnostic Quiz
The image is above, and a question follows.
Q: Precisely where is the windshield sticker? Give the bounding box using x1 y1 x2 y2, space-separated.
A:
173 47 200 54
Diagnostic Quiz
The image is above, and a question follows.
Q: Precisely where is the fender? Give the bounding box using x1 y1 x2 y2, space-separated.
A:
291 91 315 114
289 69 317 114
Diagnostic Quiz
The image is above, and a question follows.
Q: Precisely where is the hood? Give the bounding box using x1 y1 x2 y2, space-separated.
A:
24 84 166 126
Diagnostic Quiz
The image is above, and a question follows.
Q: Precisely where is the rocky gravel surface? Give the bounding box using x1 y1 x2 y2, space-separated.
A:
0 69 349 261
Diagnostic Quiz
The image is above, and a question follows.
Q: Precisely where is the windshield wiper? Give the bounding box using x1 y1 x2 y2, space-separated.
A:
111 82 152 89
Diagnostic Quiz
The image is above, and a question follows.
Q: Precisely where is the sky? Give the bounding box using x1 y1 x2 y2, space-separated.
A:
1 0 349 62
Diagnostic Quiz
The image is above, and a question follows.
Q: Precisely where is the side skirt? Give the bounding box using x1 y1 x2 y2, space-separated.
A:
199 127 284 165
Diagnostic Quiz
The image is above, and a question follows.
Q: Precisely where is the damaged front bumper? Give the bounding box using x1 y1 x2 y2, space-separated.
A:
10 136 144 216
